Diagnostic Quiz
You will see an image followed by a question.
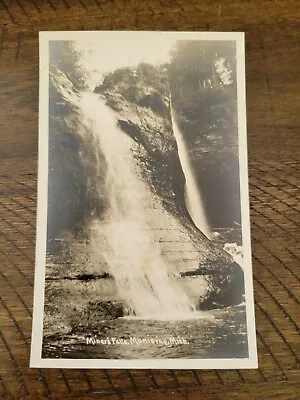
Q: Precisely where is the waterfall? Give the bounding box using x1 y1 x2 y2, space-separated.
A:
75 92 195 318
170 102 211 240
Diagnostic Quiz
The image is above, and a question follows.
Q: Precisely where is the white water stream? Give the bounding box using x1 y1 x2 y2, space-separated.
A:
53 69 212 318
170 104 211 239
78 92 195 317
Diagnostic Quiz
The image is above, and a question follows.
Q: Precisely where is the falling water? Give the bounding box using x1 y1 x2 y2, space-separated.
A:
170 103 211 239
77 92 194 318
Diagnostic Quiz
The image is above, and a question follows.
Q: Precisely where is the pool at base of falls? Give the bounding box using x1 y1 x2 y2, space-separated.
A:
42 304 248 360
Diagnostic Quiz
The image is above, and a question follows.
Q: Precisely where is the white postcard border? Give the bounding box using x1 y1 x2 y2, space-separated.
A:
30 30 258 369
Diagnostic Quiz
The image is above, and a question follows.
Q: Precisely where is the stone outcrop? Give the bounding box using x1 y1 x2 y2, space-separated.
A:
94 64 245 311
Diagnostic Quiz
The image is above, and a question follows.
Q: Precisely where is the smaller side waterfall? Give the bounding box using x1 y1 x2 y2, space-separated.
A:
170 102 211 239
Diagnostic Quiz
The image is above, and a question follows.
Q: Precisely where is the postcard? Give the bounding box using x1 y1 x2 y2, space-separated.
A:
30 31 257 369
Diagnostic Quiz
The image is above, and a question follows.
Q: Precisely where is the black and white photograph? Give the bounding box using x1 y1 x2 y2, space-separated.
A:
31 31 257 369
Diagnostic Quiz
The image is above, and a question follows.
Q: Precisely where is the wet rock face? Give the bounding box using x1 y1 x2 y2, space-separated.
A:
47 78 105 250
74 301 124 331
95 65 186 219
94 64 245 310
198 261 245 310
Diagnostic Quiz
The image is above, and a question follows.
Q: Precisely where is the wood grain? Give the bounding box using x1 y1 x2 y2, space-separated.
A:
0 1 299 399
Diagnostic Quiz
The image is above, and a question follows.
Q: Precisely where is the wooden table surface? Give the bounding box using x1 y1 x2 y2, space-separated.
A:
0 1 299 399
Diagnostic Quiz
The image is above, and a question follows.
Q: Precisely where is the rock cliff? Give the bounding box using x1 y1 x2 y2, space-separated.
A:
94 63 244 310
